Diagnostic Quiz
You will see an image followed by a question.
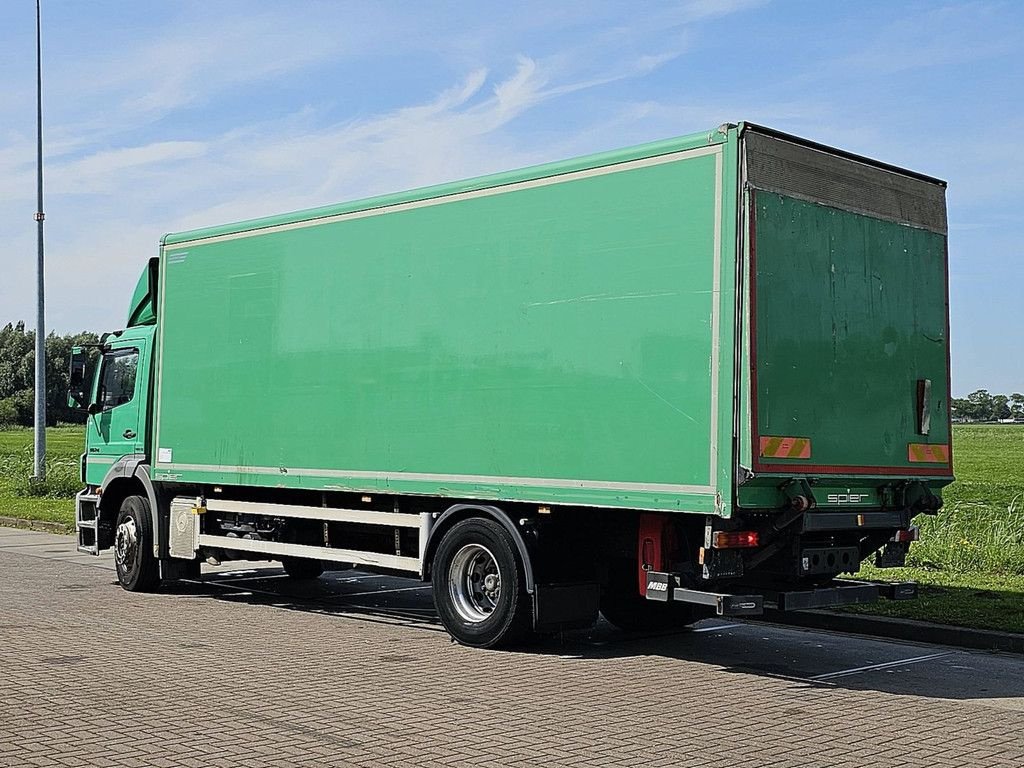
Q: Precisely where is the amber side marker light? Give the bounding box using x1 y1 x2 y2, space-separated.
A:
711 531 759 549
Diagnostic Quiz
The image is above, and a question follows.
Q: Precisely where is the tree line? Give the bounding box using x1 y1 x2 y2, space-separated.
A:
0 322 99 427
951 390 1024 423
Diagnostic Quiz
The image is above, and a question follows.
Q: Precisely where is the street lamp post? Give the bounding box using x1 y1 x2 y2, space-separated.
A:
33 0 46 481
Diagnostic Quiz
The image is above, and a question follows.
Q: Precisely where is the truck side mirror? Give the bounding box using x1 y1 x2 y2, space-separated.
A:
67 348 91 410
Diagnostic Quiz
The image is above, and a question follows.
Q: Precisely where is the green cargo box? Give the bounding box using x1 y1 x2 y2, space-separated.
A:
149 123 952 515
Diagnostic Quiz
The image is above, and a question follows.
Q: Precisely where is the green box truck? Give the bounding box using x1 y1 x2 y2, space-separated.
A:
68 122 952 647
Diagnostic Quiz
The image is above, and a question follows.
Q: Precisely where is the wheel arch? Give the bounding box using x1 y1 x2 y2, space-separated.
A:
422 503 535 594
98 457 161 557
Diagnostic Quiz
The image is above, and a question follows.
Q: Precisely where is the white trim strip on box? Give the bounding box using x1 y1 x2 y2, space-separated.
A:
204 498 421 528
162 462 715 495
164 144 724 249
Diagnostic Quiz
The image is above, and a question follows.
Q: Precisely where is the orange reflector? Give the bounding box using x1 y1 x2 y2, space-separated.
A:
759 436 811 459
907 443 949 463
711 531 759 549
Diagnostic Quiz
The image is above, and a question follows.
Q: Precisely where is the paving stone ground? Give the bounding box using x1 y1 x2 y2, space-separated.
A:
1 529 1022 767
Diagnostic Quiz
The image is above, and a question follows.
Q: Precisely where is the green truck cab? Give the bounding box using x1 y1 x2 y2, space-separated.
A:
69 123 952 646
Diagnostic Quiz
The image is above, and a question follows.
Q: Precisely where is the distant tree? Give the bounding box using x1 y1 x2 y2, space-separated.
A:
966 389 994 422
950 397 972 421
950 390 1024 422
0 322 100 426
1011 393 1024 421
992 394 1011 421
0 398 16 428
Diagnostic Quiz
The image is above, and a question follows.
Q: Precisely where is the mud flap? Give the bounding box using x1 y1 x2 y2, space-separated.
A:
533 582 600 632
875 540 910 568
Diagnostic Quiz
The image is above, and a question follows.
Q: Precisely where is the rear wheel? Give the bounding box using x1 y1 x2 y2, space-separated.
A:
281 557 324 580
431 517 532 648
600 560 696 632
113 495 161 592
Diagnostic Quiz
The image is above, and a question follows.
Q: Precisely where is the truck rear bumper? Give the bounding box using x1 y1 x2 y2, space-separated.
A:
645 571 917 617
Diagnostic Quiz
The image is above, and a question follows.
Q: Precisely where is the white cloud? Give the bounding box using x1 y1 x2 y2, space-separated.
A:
0 0 772 334
48 142 209 196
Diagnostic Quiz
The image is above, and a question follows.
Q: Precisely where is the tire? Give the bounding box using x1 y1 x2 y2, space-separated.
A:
431 517 533 648
281 557 324 580
113 495 161 592
600 560 696 632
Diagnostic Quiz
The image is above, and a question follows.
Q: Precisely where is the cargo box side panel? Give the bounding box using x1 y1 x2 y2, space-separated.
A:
749 190 951 476
153 142 735 513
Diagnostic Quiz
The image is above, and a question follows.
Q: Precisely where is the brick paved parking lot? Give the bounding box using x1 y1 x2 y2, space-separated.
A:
1 528 1022 767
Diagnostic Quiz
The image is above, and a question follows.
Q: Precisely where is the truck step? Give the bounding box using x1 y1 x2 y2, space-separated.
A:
75 491 101 555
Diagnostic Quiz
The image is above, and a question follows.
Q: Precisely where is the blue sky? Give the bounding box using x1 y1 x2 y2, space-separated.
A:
0 0 1020 395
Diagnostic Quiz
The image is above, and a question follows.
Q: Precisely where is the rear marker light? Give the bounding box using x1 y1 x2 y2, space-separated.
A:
891 527 920 543
711 531 759 549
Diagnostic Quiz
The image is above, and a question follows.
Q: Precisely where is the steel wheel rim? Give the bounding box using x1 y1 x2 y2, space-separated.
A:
448 543 501 623
114 517 139 571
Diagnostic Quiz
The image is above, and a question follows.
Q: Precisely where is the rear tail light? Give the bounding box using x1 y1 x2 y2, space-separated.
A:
891 526 920 543
711 531 759 549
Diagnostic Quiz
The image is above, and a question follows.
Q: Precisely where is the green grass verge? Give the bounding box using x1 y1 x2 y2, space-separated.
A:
1 424 1022 634
0 425 81 527
905 425 1024 574
849 424 1024 633
846 565 1024 634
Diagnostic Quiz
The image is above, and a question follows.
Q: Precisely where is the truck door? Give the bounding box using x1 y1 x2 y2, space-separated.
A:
743 128 952 479
85 338 147 484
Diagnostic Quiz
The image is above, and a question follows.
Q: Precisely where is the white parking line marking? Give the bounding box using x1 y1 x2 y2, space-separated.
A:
692 623 743 633
338 585 432 599
186 578 442 627
186 578 281 598
207 571 378 583
810 651 952 681
194 578 431 603
211 573 290 582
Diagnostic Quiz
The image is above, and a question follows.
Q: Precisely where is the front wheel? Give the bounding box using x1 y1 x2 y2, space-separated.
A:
431 517 533 648
114 495 161 592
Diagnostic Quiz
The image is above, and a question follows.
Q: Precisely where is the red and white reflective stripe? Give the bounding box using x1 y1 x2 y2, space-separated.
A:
759 436 811 459
907 443 949 463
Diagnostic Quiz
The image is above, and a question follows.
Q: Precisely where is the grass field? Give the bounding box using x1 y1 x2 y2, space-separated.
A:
850 424 1024 632
1 424 1022 631
0 426 83 525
